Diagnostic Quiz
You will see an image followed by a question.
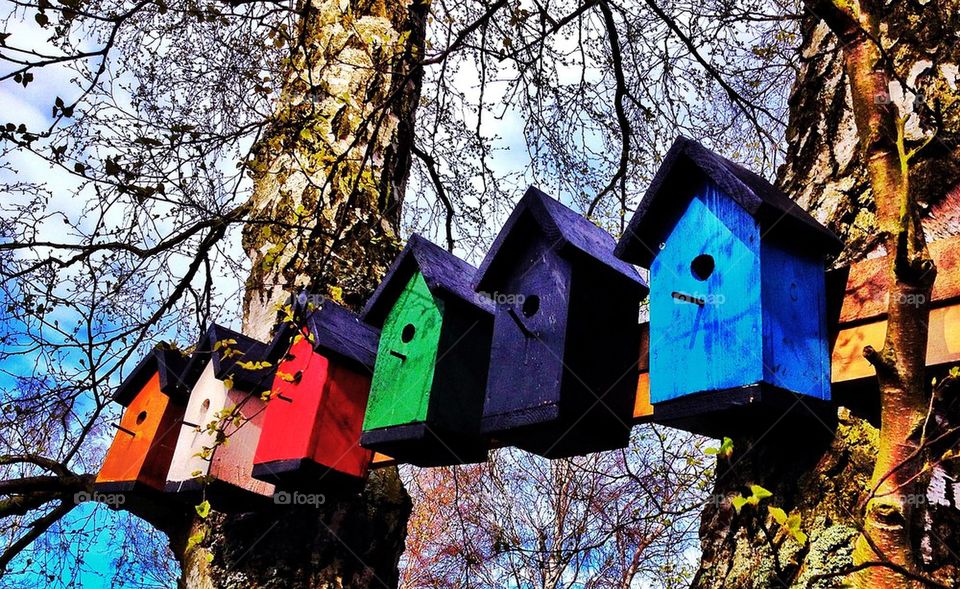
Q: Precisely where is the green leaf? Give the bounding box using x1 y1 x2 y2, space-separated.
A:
768 506 787 525
750 484 772 501
186 531 205 551
195 500 211 519
731 496 748 514
35 12 49 26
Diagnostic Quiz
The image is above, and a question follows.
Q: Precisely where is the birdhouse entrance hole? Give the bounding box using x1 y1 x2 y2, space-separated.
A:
521 295 540 318
690 254 715 281
136 411 148 425
401 323 416 343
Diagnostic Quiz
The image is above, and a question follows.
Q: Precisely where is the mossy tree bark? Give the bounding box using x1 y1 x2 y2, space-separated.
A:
174 0 426 586
693 2 960 587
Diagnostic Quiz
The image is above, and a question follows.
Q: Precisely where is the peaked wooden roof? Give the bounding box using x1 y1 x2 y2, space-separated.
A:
113 347 189 406
614 136 843 267
475 186 648 293
305 301 380 371
362 234 494 327
180 324 275 392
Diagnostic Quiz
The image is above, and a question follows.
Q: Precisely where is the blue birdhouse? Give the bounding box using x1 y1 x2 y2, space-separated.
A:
614 137 842 435
475 187 648 457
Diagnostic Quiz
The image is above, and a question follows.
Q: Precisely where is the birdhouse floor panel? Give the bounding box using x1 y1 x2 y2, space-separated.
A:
650 383 836 438
163 477 275 513
360 422 487 467
251 458 366 495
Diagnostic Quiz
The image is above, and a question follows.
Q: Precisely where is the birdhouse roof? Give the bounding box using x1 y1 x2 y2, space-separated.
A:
614 136 843 267
180 324 274 392
305 301 380 371
474 186 648 293
113 347 189 406
362 234 494 327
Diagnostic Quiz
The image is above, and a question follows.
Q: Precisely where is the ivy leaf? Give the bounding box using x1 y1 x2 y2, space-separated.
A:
784 514 807 545
195 500 211 519
186 531 205 551
767 506 788 525
731 496 748 514
705 437 734 460
222 375 234 390
750 484 772 501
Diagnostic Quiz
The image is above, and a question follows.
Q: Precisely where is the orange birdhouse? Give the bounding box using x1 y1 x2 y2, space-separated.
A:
96 348 189 495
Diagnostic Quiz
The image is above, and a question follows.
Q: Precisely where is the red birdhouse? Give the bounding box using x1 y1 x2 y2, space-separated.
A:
96 348 188 495
253 302 378 491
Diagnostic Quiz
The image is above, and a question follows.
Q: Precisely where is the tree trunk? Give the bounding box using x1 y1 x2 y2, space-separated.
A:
175 0 426 586
692 3 960 587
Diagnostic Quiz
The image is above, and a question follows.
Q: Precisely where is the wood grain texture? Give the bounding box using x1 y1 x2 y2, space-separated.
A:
166 361 229 487
838 234 960 325
649 183 764 404
209 387 274 498
96 372 185 491
363 270 441 431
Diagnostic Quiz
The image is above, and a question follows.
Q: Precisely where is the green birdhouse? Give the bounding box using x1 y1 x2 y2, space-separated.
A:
360 234 494 467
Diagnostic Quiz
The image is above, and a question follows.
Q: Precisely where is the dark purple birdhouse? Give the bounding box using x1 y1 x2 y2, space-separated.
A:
360 234 494 467
474 187 648 458
614 136 842 437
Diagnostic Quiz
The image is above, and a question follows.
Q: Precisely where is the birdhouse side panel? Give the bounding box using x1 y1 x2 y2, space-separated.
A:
482 234 571 424
561 269 640 426
309 363 373 479
97 373 169 487
254 338 331 467
166 362 229 483
209 388 274 498
649 187 763 404
760 239 831 400
429 300 493 436
363 271 443 432
138 396 187 489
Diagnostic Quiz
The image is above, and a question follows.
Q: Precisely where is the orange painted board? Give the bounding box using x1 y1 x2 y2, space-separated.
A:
96 372 184 491
371 453 397 468
838 235 960 325
832 303 960 382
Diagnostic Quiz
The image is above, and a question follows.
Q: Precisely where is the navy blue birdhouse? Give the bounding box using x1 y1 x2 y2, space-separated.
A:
474 187 648 458
614 137 843 436
360 234 494 467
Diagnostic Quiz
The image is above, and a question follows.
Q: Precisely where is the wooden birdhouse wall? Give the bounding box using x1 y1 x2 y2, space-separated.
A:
208 387 274 497
483 228 571 428
430 297 494 437
649 182 763 404
96 372 184 491
561 264 640 426
363 270 442 433
759 236 831 400
254 336 373 483
255 338 321 467
166 361 229 488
